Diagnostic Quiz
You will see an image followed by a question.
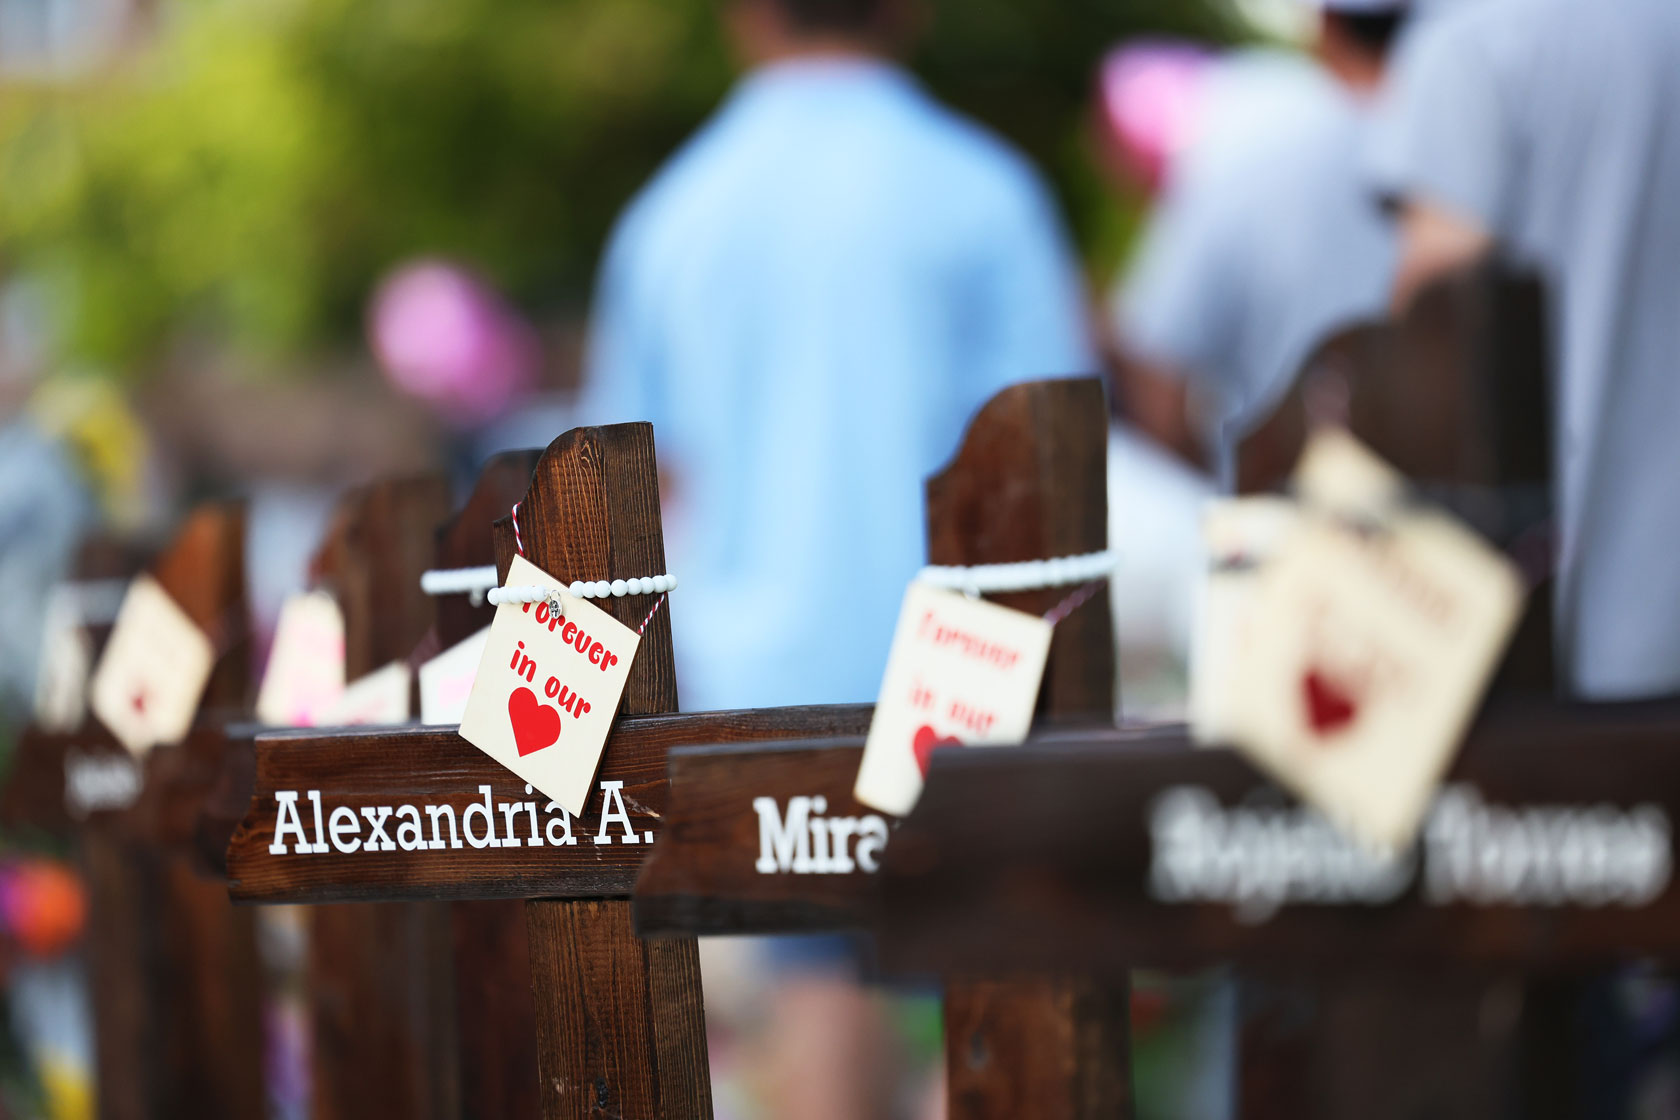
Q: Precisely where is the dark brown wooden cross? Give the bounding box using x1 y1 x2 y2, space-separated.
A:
873 698 1680 1118
868 264 1570 1119
291 473 461 1120
224 424 871 1119
1 504 266 1120
632 376 1134 1120
224 376 1124 1118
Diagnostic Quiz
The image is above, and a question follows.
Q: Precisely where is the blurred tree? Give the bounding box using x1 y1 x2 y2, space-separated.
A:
0 0 1243 371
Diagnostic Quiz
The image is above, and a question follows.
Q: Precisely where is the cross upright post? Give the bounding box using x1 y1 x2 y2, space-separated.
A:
632 376 1135 1119
300 473 461 1120
226 425 872 1120
2 504 267 1120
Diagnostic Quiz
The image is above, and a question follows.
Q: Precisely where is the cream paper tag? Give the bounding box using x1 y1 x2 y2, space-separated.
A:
419 626 490 725
458 554 640 816
1294 427 1405 519
854 582 1053 817
33 585 92 732
322 662 411 726
1227 509 1523 851
256 592 346 726
1190 497 1299 745
88 575 215 756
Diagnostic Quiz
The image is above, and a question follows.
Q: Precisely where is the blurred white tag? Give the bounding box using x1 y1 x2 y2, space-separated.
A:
419 626 490 725
89 576 214 756
256 592 346 727
1294 427 1406 519
1190 497 1299 745
854 583 1052 817
33 586 92 732
459 555 639 816
1227 505 1523 851
322 661 411 726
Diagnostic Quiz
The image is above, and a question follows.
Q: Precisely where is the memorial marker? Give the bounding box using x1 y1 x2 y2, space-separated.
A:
225 424 873 1119
635 377 1136 1119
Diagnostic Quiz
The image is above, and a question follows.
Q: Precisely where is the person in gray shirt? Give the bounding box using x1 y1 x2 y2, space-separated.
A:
1114 0 1410 486
1370 0 1680 700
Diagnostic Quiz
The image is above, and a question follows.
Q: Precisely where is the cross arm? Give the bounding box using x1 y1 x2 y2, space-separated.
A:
874 698 1680 978
225 703 873 904
631 721 1140 938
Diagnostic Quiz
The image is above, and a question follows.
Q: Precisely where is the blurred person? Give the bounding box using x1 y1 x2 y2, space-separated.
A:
582 0 1093 1114
1370 0 1680 703
1111 0 1411 485
584 0 1093 712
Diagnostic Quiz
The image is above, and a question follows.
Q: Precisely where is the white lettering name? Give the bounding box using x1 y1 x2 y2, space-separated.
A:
1148 783 1673 922
752 796 890 875
267 781 650 856
64 750 142 818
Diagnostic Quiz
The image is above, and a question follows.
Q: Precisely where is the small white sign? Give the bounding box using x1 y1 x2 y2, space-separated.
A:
1190 497 1299 746
89 576 215 756
322 661 411 727
256 592 347 727
853 582 1052 817
419 626 491 725
33 585 93 732
458 555 640 817
1225 451 1524 851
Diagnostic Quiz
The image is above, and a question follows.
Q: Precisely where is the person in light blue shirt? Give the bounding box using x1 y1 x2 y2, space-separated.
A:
582 0 1094 719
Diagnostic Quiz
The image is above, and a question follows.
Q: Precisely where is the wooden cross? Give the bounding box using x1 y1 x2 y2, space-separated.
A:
225 377 1120 1117
632 376 1134 1119
225 425 871 1119
867 264 1565 1118
1233 260 1559 1113
873 698 1680 1116
290 473 461 1120
2 504 265 1120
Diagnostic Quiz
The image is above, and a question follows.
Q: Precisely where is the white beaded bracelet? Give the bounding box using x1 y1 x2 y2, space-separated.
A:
486 573 676 606
422 567 676 605
916 550 1116 595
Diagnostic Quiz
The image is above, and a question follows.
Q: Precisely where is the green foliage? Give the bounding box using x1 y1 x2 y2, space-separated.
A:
0 0 1241 370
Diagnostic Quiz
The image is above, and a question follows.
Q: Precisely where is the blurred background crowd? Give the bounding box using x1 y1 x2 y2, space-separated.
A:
1 0 1677 1114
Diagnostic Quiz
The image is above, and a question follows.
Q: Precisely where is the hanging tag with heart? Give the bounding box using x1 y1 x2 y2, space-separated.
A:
256 591 347 727
88 575 216 756
854 582 1052 817
1224 434 1525 852
458 554 640 816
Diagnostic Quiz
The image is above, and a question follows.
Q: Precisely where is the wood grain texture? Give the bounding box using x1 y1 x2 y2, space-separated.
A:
79 504 265 1120
493 422 707 1120
436 450 541 649
632 723 1134 937
303 474 462 1120
152 503 252 715
228 706 873 903
879 700 1680 973
925 377 1114 719
311 474 452 678
925 377 1130 1120
436 450 544 1120
1231 264 1556 1114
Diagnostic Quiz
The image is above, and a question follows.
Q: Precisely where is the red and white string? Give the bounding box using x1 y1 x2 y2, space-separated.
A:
1042 580 1106 627
493 500 671 635
917 549 1116 628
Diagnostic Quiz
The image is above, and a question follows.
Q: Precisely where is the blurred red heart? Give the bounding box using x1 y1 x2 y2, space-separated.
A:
912 724 963 777
508 686 561 756
1302 669 1357 736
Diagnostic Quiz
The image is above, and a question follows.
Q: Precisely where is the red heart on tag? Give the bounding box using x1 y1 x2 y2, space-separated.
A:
1302 669 1358 736
912 724 963 777
508 686 561 756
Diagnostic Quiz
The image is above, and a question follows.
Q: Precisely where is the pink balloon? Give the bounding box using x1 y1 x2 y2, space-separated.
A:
368 260 538 428
1099 40 1216 193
